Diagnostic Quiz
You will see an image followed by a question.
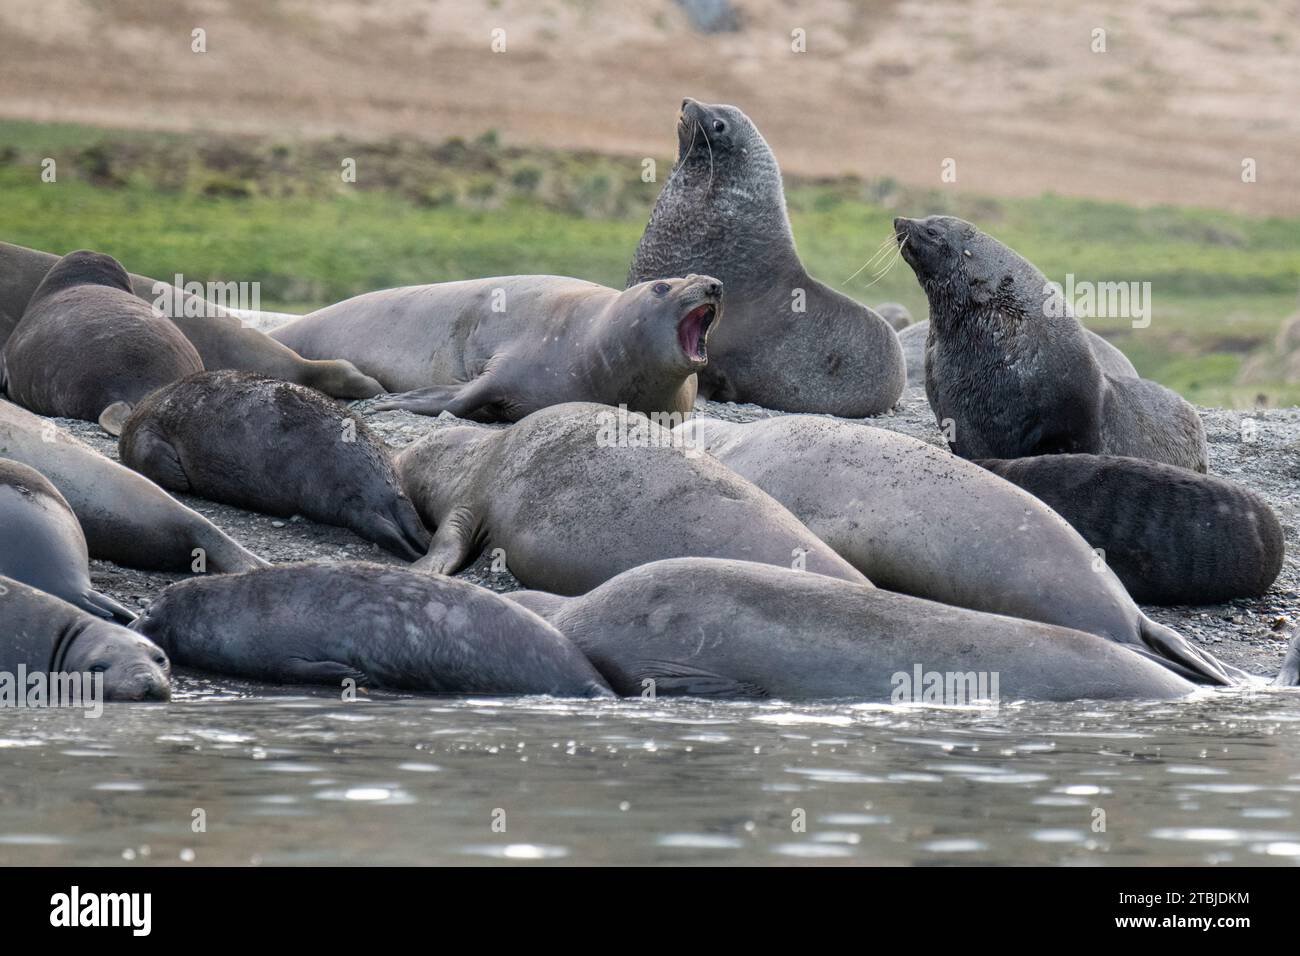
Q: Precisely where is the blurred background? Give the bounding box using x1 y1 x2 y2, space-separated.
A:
1 0 1297 406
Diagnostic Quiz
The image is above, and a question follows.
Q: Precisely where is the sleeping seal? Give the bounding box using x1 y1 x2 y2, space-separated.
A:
628 98 905 416
0 458 135 623
133 563 612 697
506 559 1197 701
895 216 1208 472
0 575 170 701
678 415 1233 685
393 402 869 593
0 251 203 434
120 371 430 559
0 398 266 573
977 454 1285 605
272 274 721 422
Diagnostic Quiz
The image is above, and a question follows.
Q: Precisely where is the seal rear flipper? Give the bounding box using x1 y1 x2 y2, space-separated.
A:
371 375 497 419
98 401 133 437
412 506 479 575
1272 627 1300 687
283 658 373 689
80 588 138 625
632 660 767 699
1138 617 1233 686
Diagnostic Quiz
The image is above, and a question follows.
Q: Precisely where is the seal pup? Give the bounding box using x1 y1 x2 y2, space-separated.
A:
895 216 1208 472
0 241 382 399
0 398 266 573
679 415 1233 685
628 98 905 416
0 575 171 701
506 559 1197 701
0 458 135 623
134 563 612 698
271 274 721 422
977 454 1284 605
0 251 204 434
120 371 429 559
394 402 869 594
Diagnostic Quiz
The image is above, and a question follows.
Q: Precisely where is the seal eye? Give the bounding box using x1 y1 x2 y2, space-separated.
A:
652 282 671 296
712 120 726 133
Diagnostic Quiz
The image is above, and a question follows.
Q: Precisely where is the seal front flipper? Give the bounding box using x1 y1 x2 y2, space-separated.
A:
120 423 192 492
632 660 767 698
413 505 480 575
283 658 373 688
80 587 138 625
372 374 498 419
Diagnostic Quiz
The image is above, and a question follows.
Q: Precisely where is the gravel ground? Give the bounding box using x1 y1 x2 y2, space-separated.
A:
60 386 1300 681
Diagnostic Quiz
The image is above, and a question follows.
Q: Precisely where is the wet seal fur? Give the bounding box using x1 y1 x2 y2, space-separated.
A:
0 241 382 400
507 558 1198 701
393 401 869 594
0 458 135 623
120 371 429 559
134 562 612 697
0 398 267 573
628 98 905 416
895 216 1208 472
977 454 1285 606
0 574 171 701
1 251 203 435
272 274 721 422
680 415 1235 685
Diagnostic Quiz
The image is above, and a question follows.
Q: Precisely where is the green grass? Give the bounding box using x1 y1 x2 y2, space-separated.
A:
2 120 1298 407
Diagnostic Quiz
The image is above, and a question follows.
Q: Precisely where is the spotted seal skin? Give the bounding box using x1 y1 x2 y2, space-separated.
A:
0 458 135 623
134 563 613 698
119 371 429 559
0 574 170 701
506 559 1198 701
628 98 905 416
895 216 1208 472
393 402 869 594
976 454 1285 606
272 274 721 422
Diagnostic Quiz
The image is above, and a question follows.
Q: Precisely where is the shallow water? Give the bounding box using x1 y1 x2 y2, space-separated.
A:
2 680 1299 866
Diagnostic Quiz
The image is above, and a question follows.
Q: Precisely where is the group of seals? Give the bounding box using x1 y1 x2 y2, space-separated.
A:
272 275 721 422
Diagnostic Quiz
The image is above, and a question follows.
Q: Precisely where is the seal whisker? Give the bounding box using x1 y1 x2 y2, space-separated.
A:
842 233 902 285
695 119 715 193
858 236 906 290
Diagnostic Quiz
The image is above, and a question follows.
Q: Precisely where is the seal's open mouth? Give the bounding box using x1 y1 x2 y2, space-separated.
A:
678 303 716 363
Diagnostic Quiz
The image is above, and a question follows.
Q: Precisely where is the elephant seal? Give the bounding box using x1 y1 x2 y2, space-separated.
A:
895 216 1207 472
0 575 170 701
1 251 203 434
134 563 612 697
875 302 913 331
120 371 429 559
627 98 905 416
506 559 1197 701
678 415 1233 685
394 402 869 594
0 458 135 623
272 274 720 422
0 398 266 573
0 241 382 399
976 454 1284 606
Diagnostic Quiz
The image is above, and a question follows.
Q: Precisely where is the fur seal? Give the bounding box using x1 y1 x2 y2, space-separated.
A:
0 574 171 701
133 562 613 697
0 458 135 623
506 558 1197 701
120 371 429 559
1 251 204 435
875 302 913 331
895 216 1208 472
393 402 869 593
679 415 1233 685
0 241 382 400
0 398 267 573
271 274 720 422
627 98 905 416
976 454 1285 606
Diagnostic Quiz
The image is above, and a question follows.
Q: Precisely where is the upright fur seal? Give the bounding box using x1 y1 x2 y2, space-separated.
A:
0 458 135 623
628 98 905 416
679 415 1233 685
0 398 266 573
507 559 1197 701
120 371 429 559
895 216 1208 472
394 402 869 593
0 574 171 701
134 563 613 697
977 454 1285 605
0 241 382 399
1 251 203 435
272 275 720 422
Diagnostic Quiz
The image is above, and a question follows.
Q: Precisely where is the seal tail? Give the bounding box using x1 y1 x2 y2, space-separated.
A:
1138 617 1234 686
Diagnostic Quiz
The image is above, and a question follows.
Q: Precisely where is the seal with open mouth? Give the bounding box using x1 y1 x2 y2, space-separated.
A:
272 274 721 422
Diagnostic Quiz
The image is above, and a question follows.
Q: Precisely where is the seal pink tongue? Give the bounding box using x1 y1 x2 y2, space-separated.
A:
678 304 714 360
